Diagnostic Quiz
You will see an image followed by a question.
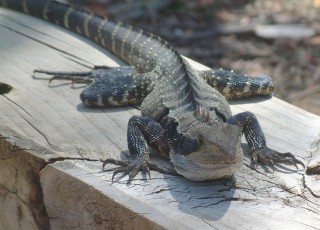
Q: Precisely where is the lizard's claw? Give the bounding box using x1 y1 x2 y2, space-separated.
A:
102 158 151 183
251 147 305 172
102 158 177 183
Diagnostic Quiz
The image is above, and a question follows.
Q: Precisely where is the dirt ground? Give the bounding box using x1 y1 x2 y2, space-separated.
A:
73 0 320 116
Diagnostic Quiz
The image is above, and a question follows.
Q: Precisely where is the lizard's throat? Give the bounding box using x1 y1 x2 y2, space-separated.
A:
170 137 243 181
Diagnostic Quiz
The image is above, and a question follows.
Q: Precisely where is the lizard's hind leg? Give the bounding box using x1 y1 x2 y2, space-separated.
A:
198 68 275 100
79 67 157 107
34 65 157 107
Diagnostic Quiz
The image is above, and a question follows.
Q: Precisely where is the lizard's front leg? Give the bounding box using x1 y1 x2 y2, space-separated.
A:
103 116 173 183
227 112 305 171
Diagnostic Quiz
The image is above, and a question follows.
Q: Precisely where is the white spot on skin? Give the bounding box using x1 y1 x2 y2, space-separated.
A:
129 29 143 64
243 82 251 93
98 19 108 46
112 21 122 53
76 26 81 34
109 100 121 106
84 14 93 37
64 7 73 29
122 92 130 103
222 84 231 95
101 38 106 47
96 95 104 106
43 1 50 20
121 25 132 58
258 82 263 94
22 0 29 13
84 99 90 106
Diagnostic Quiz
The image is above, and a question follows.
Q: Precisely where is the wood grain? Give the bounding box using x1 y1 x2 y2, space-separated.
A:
0 7 319 230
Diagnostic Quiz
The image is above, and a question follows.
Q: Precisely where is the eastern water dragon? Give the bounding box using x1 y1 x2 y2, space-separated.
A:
0 0 305 182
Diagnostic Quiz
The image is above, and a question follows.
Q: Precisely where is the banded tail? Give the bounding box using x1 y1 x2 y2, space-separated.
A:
0 0 174 73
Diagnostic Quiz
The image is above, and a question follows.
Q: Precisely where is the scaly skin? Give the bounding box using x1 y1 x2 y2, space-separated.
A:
0 0 305 182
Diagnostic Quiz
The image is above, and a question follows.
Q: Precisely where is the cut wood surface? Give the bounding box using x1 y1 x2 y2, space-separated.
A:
0 7 320 230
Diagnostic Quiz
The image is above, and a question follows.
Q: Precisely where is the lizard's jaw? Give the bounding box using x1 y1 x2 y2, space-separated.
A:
171 145 243 181
170 136 243 181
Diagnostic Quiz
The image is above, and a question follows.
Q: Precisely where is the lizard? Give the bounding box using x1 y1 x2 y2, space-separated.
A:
0 0 305 183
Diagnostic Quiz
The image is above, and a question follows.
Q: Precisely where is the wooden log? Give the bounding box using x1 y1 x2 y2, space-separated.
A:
0 7 319 230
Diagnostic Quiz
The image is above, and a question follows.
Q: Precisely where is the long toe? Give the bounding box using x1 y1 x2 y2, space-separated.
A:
102 157 150 183
251 147 305 172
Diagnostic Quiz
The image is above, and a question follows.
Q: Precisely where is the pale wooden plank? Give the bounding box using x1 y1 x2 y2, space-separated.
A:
0 7 319 230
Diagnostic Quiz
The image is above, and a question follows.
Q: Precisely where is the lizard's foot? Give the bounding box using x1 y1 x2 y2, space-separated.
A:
34 68 96 84
33 65 135 85
102 158 177 183
251 147 305 172
103 158 151 183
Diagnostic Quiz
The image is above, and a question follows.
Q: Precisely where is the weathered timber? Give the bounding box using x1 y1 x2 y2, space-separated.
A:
0 7 320 230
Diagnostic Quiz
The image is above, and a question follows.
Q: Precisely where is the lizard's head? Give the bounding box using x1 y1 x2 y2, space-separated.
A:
169 105 243 181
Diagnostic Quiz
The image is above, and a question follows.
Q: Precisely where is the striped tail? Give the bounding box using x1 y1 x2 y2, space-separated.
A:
0 0 168 72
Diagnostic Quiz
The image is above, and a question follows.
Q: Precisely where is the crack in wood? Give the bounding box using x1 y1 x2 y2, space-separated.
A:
3 95 32 116
20 115 51 145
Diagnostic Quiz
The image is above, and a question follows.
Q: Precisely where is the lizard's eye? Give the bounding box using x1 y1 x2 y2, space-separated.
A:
197 137 204 146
